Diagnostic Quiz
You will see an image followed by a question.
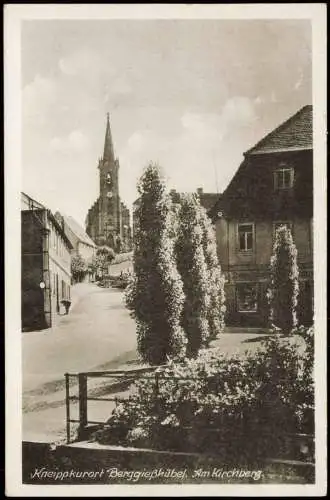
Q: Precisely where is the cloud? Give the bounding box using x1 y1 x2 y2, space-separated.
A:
109 75 132 96
221 96 257 126
270 91 278 103
58 49 105 79
127 131 147 152
294 71 304 90
119 96 257 205
23 74 57 126
50 130 90 153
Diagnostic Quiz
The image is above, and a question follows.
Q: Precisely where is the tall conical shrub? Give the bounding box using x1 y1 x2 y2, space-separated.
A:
199 206 226 339
267 225 299 334
125 163 186 365
175 194 211 357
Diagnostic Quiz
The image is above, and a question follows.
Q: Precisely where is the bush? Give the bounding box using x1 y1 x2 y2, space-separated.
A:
71 254 88 283
267 226 299 334
95 246 116 279
96 329 314 459
175 194 211 356
125 164 186 365
199 206 226 339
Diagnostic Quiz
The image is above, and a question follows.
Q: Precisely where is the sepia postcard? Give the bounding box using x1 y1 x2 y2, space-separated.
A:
4 3 327 497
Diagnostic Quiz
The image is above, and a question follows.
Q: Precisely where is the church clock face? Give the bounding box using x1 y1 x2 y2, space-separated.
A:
106 191 113 199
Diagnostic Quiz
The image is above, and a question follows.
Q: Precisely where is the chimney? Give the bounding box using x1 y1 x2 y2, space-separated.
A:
197 187 203 196
54 211 65 230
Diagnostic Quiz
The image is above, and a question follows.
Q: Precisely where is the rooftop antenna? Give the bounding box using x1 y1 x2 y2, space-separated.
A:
212 150 219 194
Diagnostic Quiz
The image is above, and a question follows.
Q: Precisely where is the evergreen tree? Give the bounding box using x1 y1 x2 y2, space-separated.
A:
125 163 186 365
175 194 211 357
267 225 299 334
199 207 226 339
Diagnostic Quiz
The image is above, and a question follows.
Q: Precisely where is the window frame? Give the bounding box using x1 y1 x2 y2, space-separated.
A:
237 222 255 253
273 167 294 190
236 282 258 313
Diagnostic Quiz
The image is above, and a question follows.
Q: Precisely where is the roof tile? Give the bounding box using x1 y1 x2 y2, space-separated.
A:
247 105 313 155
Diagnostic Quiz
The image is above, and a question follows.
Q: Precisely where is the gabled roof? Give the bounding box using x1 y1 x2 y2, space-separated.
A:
21 191 45 210
169 189 219 212
198 192 220 212
246 105 313 155
47 211 74 250
63 215 97 248
21 192 73 249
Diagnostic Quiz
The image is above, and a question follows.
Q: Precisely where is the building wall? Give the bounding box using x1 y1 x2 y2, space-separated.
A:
59 218 96 263
86 201 100 243
86 161 131 249
215 215 313 327
22 207 72 331
21 210 47 330
214 148 313 328
216 218 313 268
48 217 71 319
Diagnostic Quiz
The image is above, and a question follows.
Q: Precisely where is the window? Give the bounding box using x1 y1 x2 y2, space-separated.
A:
274 167 294 190
237 283 258 313
238 223 254 252
273 221 293 240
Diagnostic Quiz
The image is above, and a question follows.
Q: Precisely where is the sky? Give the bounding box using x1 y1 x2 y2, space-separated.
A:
21 19 312 227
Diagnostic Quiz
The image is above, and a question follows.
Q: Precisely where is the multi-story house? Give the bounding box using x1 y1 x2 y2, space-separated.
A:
55 212 97 278
210 105 313 327
21 192 73 331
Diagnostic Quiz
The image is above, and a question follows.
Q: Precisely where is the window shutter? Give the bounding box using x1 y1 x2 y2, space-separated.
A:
273 171 278 190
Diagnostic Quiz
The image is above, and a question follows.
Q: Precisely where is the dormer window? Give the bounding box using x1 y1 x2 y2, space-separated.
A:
274 166 294 190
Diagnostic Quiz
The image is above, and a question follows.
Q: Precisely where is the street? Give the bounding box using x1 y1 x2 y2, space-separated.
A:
23 283 137 393
23 282 138 441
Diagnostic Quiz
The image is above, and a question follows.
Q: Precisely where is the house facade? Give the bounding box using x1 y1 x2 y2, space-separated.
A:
85 113 132 252
21 193 73 331
210 105 313 327
55 212 97 281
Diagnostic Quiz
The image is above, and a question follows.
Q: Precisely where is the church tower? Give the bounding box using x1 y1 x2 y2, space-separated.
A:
97 113 121 248
86 113 132 251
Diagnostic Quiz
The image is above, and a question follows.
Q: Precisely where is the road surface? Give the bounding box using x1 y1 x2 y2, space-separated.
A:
23 283 138 441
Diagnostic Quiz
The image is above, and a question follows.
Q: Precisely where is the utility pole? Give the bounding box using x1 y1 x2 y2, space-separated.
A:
212 150 219 194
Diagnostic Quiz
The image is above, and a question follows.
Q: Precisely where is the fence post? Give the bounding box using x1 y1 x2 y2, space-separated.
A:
65 373 70 444
78 373 88 439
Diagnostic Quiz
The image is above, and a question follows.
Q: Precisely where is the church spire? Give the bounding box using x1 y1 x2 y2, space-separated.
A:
103 112 115 162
